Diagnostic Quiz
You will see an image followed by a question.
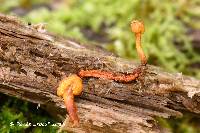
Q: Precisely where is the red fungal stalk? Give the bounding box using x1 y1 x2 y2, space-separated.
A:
63 87 79 126
131 20 147 65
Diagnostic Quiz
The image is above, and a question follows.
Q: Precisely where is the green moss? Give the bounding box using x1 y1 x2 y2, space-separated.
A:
0 94 59 133
157 115 200 133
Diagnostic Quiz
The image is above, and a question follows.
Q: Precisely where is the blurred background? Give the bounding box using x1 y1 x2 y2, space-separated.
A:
0 0 199 132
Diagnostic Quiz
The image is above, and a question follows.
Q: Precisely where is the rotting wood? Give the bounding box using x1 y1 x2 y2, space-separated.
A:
0 13 200 133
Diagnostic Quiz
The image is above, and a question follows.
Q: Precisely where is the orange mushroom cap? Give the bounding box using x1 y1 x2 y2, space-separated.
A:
57 74 83 97
131 20 145 34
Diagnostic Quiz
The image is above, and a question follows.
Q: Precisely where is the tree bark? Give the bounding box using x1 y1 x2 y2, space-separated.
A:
0 13 199 133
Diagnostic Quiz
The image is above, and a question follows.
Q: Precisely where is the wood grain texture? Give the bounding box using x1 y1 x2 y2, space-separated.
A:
0 13 199 133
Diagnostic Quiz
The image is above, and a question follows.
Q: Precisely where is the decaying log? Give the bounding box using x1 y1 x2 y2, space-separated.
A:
0 14 199 133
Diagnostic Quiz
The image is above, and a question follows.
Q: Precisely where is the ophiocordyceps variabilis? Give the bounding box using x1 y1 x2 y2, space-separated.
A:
57 74 83 126
57 20 147 126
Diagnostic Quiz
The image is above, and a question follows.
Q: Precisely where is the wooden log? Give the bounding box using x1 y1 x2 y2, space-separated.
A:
0 13 199 133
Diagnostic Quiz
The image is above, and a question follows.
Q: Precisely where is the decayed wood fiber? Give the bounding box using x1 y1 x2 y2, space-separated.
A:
0 13 200 133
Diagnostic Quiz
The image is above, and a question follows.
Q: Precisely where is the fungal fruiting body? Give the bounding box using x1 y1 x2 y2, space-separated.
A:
57 74 83 126
57 20 147 126
131 20 147 65
78 20 147 82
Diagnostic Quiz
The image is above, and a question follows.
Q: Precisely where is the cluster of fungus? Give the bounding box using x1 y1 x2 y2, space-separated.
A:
57 20 147 126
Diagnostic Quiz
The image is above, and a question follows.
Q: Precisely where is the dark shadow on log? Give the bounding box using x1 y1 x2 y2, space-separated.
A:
0 13 200 133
